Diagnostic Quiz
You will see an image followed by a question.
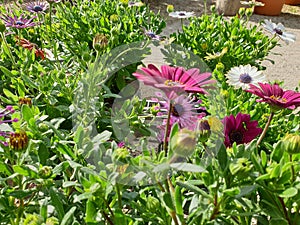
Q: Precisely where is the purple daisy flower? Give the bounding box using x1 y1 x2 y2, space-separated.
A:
156 92 206 142
25 1 49 13
1 14 37 29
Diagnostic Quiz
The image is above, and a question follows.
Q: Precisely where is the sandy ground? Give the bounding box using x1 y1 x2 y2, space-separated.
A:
148 0 300 90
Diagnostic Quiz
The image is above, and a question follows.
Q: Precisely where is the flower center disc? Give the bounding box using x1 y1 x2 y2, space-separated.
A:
16 20 25 26
239 73 252 84
178 13 186 16
33 5 43 12
274 28 283 35
229 130 244 144
165 80 181 87
270 95 287 103
171 104 184 117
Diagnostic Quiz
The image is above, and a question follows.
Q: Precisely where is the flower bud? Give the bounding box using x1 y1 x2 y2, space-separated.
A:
110 14 119 23
9 131 28 151
0 21 6 33
197 119 211 143
215 62 225 72
245 8 253 17
238 7 246 17
146 196 160 212
282 134 300 154
113 147 130 163
93 34 108 52
166 4 174 13
23 214 43 225
171 129 197 157
82 52 91 62
45 217 59 225
229 158 252 176
38 166 53 179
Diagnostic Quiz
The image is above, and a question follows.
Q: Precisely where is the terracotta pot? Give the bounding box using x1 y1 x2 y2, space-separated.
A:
254 0 285 16
285 0 300 5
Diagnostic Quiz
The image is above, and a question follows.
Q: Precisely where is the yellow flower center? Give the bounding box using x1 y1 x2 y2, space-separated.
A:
164 80 182 87
270 95 287 103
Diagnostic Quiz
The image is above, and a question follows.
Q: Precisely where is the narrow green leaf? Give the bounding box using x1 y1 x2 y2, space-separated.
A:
50 187 65 220
3 89 18 102
61 206 76 225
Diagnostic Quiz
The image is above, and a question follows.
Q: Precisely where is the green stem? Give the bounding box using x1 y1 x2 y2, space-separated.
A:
116 184 122 209
163 102 172 156
1 32 17 67
256 112 274 146
278 196 292 225
290 154 295 182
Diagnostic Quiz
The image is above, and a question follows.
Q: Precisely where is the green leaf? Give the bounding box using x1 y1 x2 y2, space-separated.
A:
176 181 213 201
3 89 18 102
163 193 174 211
38 143 49 165
13 165 38 178
21 105 34 122
0 161 12 176
0 66 15 78
85 200 97 223
269 218 289 225
217 143 228 172
50 187 65 220
170 163 206 173
279 187 298 198
223 187 240 196
61 206 76 225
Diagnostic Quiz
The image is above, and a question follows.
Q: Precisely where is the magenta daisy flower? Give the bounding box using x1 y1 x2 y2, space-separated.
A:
247 83 300 110
1 14 36 29
222 113 262 148
133 64 215 97
25 1 49 13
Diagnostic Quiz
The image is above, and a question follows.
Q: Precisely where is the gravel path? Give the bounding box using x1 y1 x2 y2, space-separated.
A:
149 0 300 90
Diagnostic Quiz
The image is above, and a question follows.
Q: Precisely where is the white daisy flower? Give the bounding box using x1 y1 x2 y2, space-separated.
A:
169 11 195 19
262 19 296 44
225 65 266 90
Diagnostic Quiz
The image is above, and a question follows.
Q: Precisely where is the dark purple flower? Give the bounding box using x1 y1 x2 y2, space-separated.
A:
247 83 300 110
1 14 36 29
25 1 49 13
222 113 262 148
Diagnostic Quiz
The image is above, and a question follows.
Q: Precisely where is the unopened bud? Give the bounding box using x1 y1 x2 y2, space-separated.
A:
39 166 53 179
197 119 211 143
171 129 197 157
9 131 28 151
166 4 174 13
282 134 300 155
93 34 108 52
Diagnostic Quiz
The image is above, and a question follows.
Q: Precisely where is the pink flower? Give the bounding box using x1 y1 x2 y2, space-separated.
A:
222 113 262 148
247 83 300 110
133 64 215 97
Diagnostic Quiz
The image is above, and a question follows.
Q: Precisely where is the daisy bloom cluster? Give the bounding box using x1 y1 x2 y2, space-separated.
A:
133 64 215 145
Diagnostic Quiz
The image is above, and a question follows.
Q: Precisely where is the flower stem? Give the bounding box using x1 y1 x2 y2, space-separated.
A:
256 112 274 146
0 32 17 68
163 102 172 155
